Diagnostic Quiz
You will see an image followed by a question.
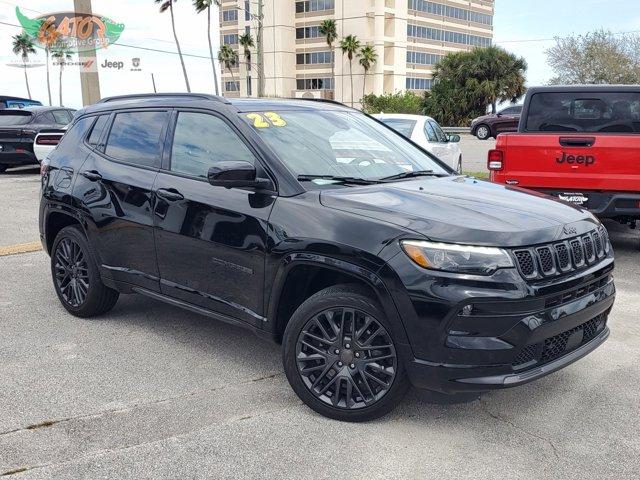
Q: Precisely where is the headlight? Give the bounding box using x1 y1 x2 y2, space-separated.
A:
401 240 514 275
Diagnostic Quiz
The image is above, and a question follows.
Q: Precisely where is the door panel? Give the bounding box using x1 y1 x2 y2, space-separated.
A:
153 110 275 326
153 174 274 324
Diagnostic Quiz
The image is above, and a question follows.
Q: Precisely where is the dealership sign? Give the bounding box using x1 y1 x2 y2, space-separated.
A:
15 7 125 52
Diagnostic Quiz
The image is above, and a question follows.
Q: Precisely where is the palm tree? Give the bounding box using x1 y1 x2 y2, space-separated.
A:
319 20 337 94
52 46 73 106
218 45 239 94
12 33 36 99
239 33 254 95
340 34 361 107
155 0 191 92
193 0 220 95
38 20 58 105
358 44 378 105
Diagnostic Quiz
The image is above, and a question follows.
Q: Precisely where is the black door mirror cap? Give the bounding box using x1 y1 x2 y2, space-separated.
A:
207 161 272 190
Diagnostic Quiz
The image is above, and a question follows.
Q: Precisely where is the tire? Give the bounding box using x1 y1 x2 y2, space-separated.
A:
282 284 410 422
51 225 119 318
475 124 491 140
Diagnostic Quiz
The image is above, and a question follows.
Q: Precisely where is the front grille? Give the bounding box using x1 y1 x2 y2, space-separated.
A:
512 313 607 368
513 228 609 280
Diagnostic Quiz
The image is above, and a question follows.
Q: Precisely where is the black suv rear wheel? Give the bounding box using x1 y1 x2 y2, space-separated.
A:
51 225 119 317
283 284 409 421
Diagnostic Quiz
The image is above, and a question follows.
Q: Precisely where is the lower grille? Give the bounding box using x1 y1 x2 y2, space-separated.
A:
512 313 607 368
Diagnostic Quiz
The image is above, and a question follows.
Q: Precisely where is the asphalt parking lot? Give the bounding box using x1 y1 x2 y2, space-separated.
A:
0 156 638 479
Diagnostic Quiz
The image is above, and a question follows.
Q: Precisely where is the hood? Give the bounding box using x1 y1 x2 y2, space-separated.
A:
320 177 598 247
471 113 496 124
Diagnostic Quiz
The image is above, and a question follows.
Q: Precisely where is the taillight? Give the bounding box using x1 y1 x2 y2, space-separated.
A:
488 149 504 171
36 135 62 146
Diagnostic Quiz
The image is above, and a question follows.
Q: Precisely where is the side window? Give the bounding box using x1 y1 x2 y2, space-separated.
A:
87 115 110 148
52 110 71 124
105 111 168 167
423 121 438 142
170 112 255 178
429 121 448 142
54 116 94 152
39 112 56 124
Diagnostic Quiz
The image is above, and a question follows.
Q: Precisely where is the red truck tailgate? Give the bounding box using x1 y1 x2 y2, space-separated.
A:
491 133 640 192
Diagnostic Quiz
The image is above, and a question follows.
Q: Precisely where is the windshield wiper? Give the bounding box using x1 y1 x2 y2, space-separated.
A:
297 174 380 185
379 170 448 182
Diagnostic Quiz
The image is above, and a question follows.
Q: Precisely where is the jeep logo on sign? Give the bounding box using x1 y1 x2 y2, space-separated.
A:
556 152 595 166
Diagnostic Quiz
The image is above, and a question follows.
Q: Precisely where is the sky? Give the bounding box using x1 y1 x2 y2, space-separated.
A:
0 0 639 109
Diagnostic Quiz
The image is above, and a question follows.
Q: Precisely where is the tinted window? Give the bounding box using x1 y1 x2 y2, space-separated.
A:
52 110 71 124
501 106 521 115
170 112 255 178
423 121 437 142
526 92 640 133
38 112 56 124
87 115 110 148
56 116 94 151
0 112 33 126
429 121 448 142
105 111 168 167
381 119 416 138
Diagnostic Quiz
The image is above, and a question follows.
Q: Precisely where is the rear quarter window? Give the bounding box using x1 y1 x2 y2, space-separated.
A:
525 92 640 133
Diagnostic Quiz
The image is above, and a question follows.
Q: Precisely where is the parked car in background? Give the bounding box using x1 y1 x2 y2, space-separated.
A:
0 106 75 173
471 105 522 140
489 85 640 236
41 94 614 421
33 128 68 163
374 114 463 172
0 95 43 109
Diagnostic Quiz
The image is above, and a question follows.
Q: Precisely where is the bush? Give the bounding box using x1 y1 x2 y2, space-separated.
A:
361 91 424 115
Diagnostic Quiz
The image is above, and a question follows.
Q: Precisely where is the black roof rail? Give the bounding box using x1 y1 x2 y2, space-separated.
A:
97 93 230 104
290 97 348 107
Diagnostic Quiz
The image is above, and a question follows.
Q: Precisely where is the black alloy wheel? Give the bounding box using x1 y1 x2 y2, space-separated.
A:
51 225 119 317
54 238 90 307
283 285 409 421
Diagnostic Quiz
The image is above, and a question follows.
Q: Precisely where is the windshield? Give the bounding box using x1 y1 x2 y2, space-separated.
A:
380 118 417 138
0 112 33 126
240 110 450 182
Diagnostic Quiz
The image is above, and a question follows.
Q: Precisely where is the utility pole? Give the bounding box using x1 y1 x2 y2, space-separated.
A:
74 0 101 105
151 73 157 93
256 0 264 97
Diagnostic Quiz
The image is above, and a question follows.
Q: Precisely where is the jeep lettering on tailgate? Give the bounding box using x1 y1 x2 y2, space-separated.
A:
556 152 595 166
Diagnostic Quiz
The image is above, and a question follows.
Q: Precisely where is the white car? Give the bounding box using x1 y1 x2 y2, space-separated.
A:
33 128 67 163
373 114 463 172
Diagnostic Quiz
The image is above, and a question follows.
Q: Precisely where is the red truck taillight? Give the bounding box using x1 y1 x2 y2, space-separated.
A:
488 149 504 171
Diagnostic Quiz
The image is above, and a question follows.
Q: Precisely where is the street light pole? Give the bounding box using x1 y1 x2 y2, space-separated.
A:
74 0 101 105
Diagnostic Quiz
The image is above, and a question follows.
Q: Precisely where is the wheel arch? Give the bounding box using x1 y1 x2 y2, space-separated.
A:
267 253 410 347
44 208 85 254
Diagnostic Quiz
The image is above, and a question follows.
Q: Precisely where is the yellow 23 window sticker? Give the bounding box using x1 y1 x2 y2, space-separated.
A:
246 112 287 128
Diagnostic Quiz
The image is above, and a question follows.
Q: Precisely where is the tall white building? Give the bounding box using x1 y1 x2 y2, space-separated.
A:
219 0 494 106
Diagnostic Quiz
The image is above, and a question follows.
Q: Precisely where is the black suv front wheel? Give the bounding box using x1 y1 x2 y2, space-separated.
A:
51 225 119 317
283 284 409 422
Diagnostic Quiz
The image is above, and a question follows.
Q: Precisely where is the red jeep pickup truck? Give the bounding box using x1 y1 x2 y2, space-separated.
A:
489 85 640 232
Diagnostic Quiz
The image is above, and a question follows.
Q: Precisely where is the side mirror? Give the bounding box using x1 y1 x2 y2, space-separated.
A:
447 134 461 143
207 161 270 189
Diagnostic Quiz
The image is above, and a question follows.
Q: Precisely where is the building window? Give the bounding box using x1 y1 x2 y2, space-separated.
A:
406 50 442 65
406 77 432 90
407 24 491 47
295 0 335 13
222 9 238 22
245 0 251 20
296 77 334 90
247 76 252 96
296 26 322 39
408 0 493 26
225 81 241 92
296 51 333 65
223 34 239 45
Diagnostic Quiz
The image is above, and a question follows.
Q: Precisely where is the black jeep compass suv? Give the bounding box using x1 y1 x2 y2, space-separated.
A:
40 94 615 421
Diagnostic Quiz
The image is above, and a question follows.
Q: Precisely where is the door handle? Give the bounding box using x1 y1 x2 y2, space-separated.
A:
559 137 595 147
156 188 184 202
81 170 102 181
